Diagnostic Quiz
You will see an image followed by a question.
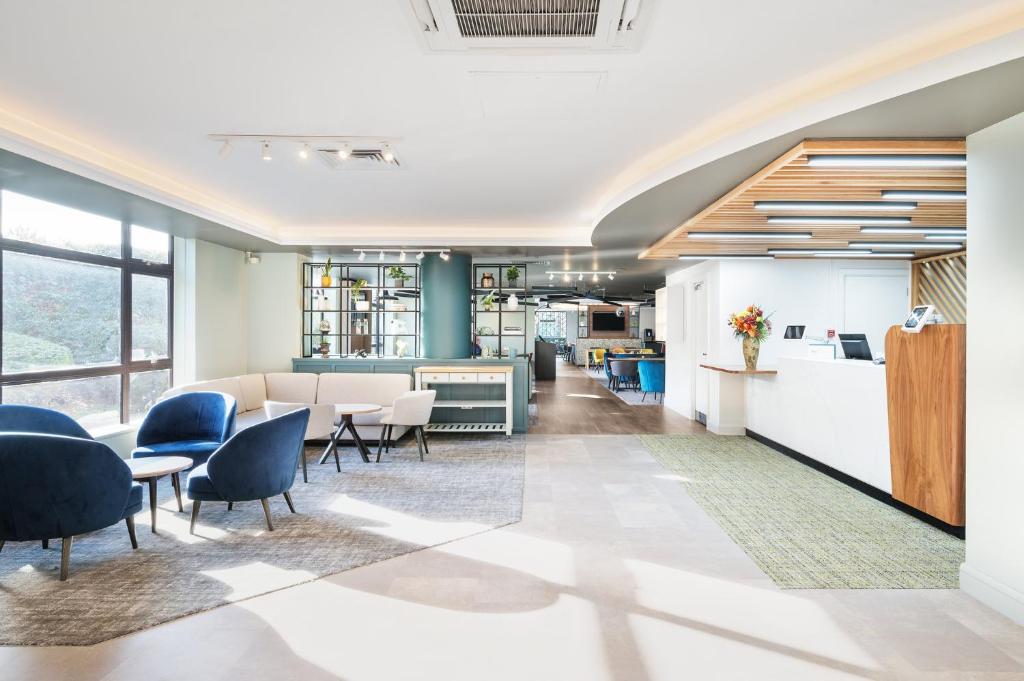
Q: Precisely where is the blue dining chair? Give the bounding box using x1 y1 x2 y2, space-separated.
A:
187 408 309 534
0 433 143 580
0 404 92 439
132 392 236 470
637 360 666 402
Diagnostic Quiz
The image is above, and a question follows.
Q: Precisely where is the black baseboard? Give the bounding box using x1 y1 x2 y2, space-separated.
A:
745 429 965 539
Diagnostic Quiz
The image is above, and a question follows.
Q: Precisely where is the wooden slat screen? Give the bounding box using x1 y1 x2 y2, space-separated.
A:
912 252 966 324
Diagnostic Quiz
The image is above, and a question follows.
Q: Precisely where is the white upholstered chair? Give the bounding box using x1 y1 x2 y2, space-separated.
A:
265 400 335 482
377 390 436 462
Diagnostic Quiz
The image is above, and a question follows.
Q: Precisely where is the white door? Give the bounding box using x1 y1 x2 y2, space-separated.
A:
693 281 709 423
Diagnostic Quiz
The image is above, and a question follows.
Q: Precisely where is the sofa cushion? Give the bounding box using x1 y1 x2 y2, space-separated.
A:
265 372 319 404
316 373 412 408
165 377 247 414
235 409 268 431
238 374 268 413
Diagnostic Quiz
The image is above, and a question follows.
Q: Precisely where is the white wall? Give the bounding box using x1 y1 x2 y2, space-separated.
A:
663 258 909 420
193 240 248 380
247 252 305 373
638 306 656 339
960 111 1024 624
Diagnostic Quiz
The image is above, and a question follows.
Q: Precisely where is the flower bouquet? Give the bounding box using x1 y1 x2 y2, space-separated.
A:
727 304 772 370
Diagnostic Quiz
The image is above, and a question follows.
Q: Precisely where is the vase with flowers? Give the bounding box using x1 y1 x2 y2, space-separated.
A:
727 304 772 370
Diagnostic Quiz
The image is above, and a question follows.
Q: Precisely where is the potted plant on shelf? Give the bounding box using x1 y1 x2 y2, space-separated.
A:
506 265 520 287
727 304 772 370
318 316 332 358
351 278 371 311
387 266 412 288
320 257 333 287
481 291 497 312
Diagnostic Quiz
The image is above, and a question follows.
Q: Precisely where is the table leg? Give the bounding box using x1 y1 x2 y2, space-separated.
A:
346 415 371 463
318 426 342 469
171 472 183 512
148 478 158 534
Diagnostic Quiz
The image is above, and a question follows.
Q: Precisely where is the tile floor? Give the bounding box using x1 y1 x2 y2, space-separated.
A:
2 434 1022 681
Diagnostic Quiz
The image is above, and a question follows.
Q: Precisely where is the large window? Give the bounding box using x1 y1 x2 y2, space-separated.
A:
535 310 568 340
0 190 172 430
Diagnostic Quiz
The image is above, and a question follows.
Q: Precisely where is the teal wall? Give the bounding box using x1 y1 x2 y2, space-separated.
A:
421 252 471 359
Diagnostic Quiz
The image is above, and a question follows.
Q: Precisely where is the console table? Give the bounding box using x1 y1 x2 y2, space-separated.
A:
414 366 513 437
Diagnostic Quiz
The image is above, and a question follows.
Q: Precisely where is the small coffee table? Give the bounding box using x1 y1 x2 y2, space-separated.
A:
125 456 193 534
318 403 382 467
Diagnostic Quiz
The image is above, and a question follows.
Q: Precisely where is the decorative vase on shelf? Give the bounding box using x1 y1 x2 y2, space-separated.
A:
319 340 330 358
480 272 495 288
742 336 760 371
321 275 332 288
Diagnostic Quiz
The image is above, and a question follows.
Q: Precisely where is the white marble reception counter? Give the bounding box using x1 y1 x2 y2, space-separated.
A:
745 357 891 493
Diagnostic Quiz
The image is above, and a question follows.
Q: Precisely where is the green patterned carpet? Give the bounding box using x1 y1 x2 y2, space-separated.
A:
640 434 964 589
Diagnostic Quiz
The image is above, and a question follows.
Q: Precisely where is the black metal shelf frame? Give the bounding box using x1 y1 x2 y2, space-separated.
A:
472 263 528 358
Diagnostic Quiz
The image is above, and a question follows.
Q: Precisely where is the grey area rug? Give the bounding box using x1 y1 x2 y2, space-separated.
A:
640 434 964 589
0 436 525 646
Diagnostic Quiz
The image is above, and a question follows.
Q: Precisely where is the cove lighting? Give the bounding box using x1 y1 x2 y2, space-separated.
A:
806 155 966 168
767 216 912 225
881 190 966 201
852 241 964 250
859 226 966 236
687 231 812 240
754 201 916 211
677 255 772 260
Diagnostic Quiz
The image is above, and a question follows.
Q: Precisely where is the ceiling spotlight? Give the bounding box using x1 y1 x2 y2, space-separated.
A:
416 251 425 261
607 273 615 280
337 144 351 160
357 250 366 261
260 141 272 161
439 250 450 261
548 273 554 281
298 143 310 160
218 140 233 158
578 273 584 281
399 250 407 262
563 273 570 282
382 145 395 163
592 273 599 282
379 250 386 261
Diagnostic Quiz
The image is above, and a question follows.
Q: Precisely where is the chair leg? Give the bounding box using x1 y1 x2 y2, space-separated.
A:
376 427 386 463
414 427 425 462
42 538 49 549
227 501 233 511
420 426 429 454
384 424 393 453
298 442 308 484
190 500 202 535
283 491 296 514
59 536 73 581
642 391 647 402
260 498 274 531
0 540 4 553
126 516 139 549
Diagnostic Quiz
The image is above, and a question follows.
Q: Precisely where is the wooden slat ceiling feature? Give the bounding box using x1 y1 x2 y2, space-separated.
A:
640 139 967 260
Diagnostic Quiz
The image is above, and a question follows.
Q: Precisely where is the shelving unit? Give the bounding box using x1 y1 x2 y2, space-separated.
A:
415 366 514 437
472 263 528 358
302 261 420 358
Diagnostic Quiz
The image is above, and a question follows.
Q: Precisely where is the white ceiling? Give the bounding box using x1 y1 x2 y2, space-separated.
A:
1 0 1023 249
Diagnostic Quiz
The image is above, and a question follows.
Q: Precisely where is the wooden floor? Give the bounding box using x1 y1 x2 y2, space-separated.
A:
529 362 705 435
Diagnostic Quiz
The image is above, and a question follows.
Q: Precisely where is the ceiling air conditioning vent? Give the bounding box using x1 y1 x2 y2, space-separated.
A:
315 147 402 171
408 0 649 51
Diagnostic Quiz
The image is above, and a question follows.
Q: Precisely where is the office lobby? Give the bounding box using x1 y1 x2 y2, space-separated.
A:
1 2 1024 680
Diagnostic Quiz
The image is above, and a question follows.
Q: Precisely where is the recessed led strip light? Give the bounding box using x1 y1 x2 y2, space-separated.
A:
754 201 916 211
924 234 968 241
859 226 965 236
686 231 812 240
677 255 773 261
851 241 964 250
806 154 966 168
767 216 912 225
768 248 915 259
880 190 966 201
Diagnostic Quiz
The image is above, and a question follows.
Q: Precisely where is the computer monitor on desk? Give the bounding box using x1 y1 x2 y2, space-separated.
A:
839 333 872 360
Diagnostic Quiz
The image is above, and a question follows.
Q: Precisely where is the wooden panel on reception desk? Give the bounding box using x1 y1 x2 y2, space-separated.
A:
884 324 966 526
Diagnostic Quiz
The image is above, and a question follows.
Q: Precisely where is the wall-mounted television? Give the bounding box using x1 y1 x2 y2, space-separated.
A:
592 311 626 332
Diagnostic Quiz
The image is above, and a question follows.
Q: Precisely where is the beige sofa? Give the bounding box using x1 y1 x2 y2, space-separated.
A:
163 372 414 442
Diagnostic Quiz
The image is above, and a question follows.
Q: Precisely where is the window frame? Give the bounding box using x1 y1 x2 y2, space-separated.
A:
0 192 173 427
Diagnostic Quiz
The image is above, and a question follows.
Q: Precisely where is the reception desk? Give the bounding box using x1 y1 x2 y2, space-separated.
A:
745 357 892 493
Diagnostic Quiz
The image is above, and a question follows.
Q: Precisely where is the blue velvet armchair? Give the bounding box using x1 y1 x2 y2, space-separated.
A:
133 392 236 469
0 432 143 581
0 404 92 439
187 408 309 534
637 360 666 402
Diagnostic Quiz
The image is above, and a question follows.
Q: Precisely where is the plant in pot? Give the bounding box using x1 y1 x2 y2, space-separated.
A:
319 257 334 287
351 278 371 311
505 265 520 287
387 266 412 288
727 304 772 370
481 291 497 312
